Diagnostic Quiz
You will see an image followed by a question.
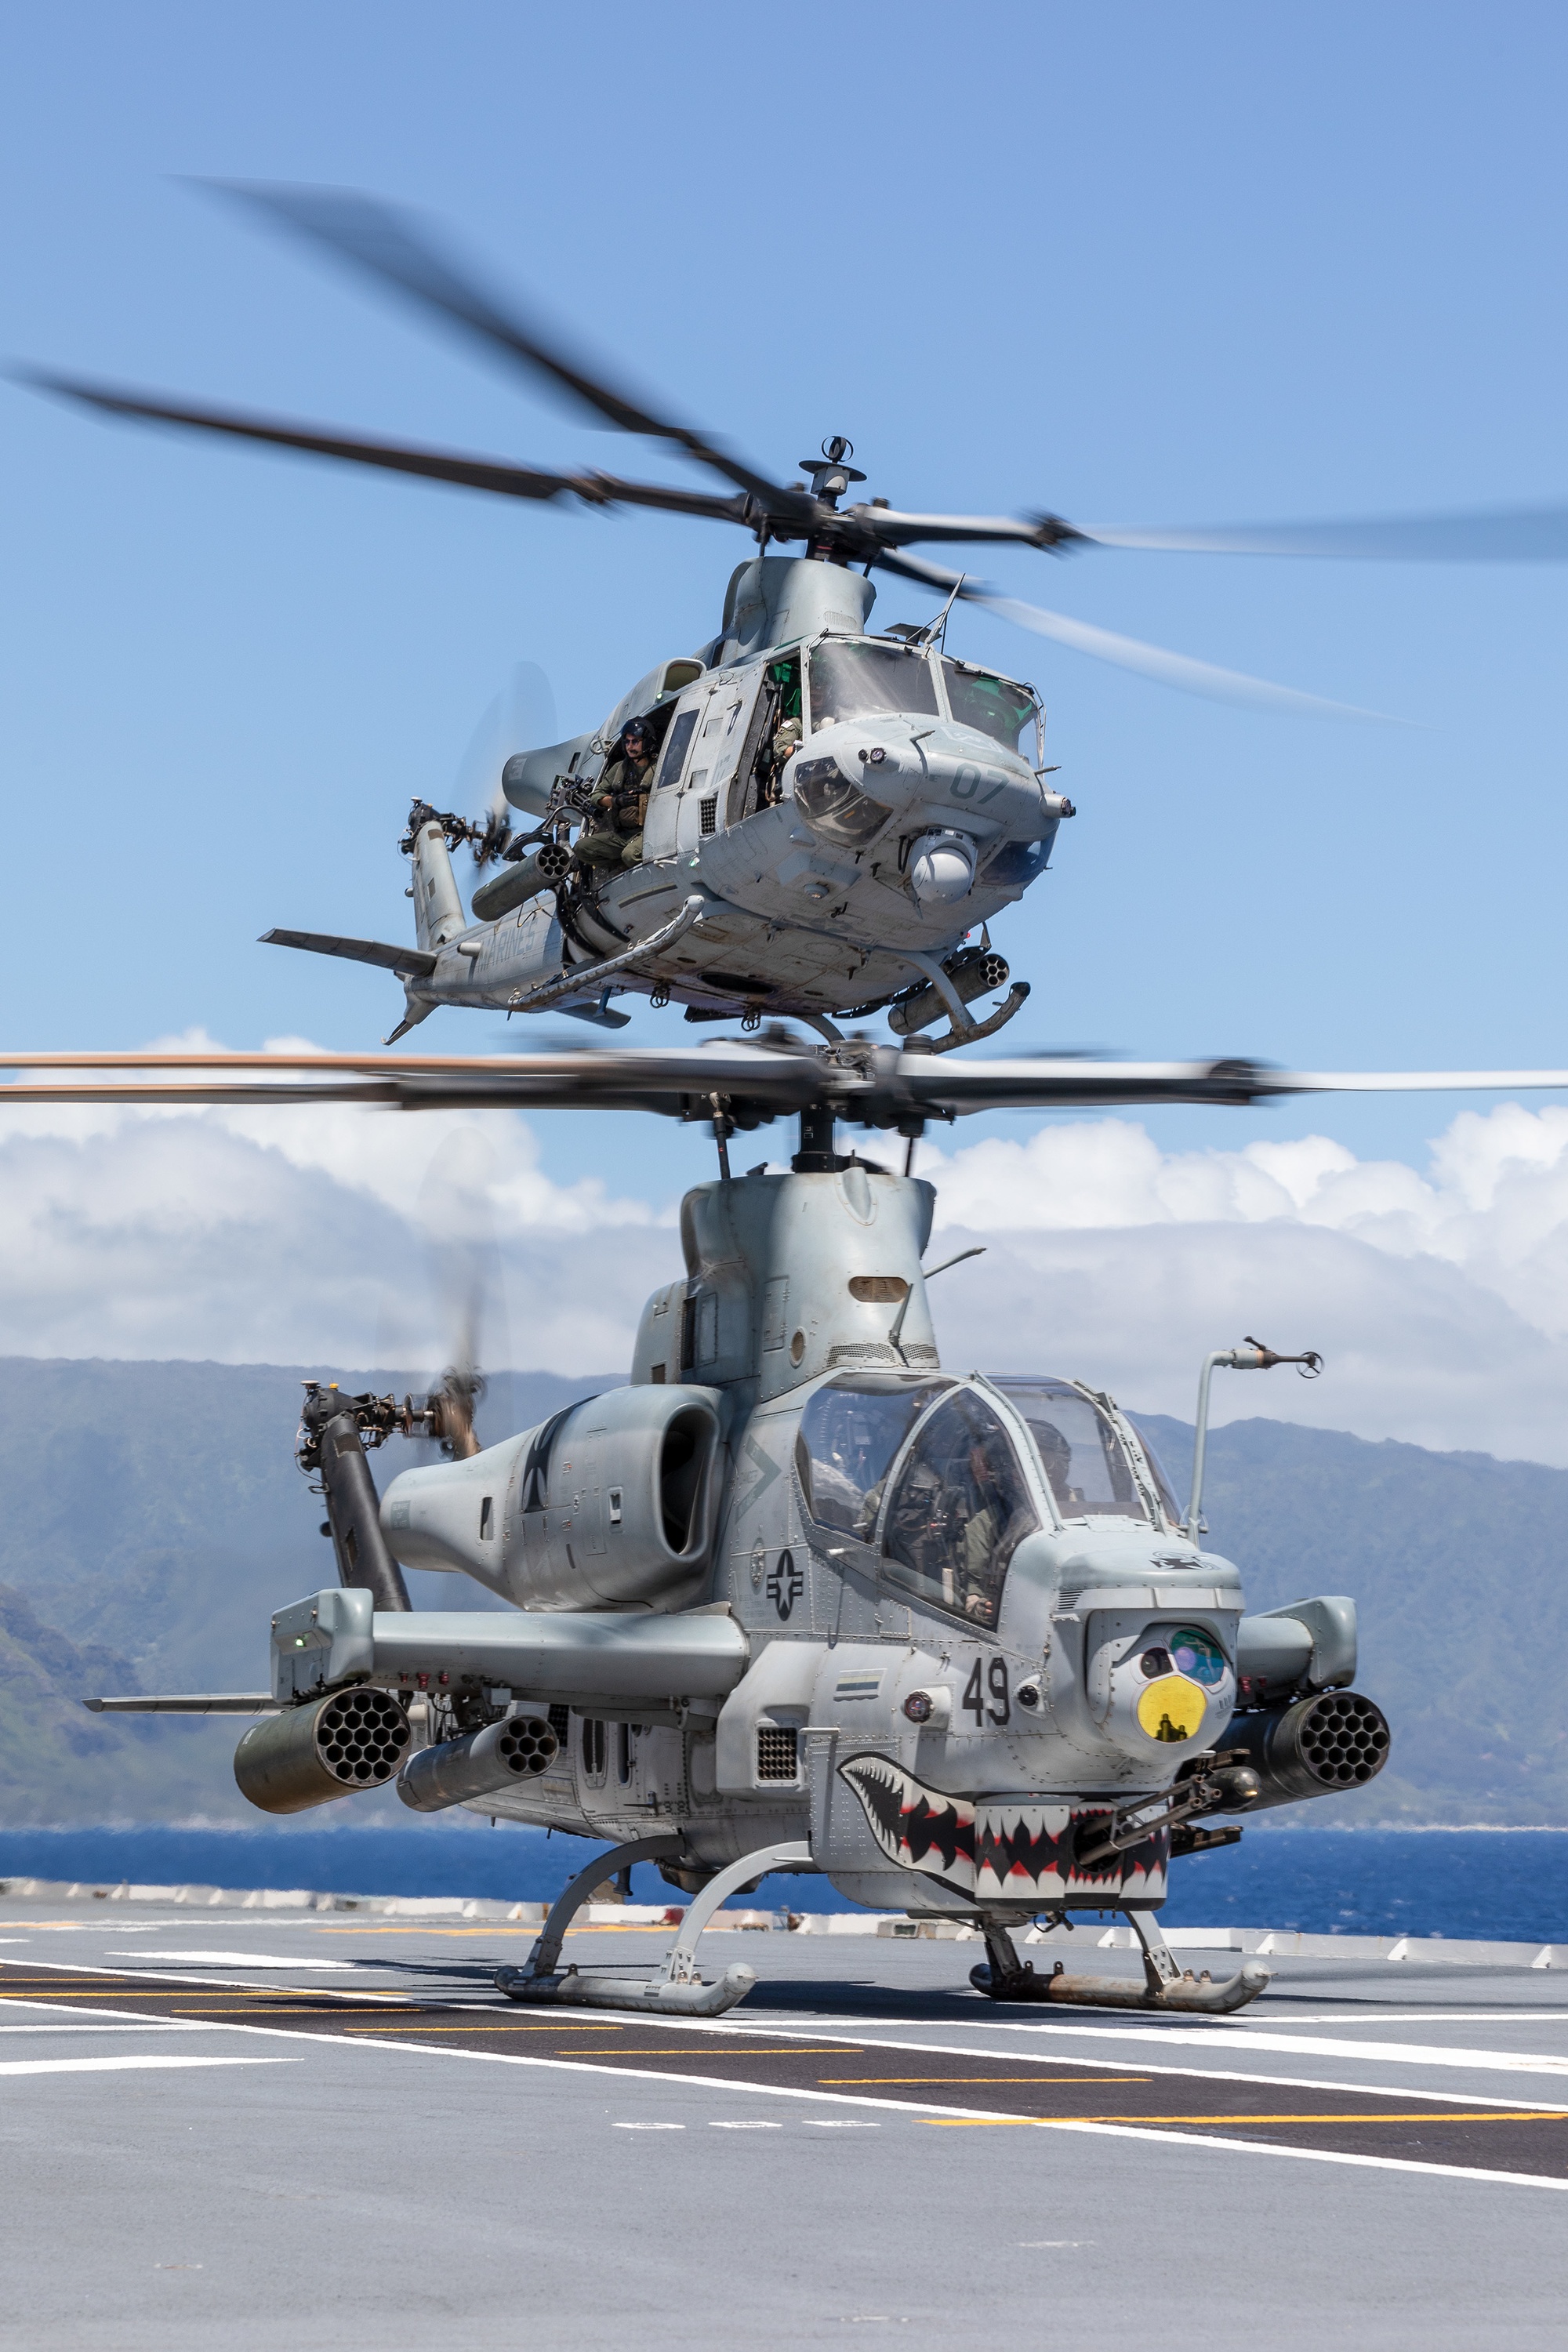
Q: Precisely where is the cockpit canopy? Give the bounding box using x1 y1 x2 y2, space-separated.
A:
804 639 1039 756
990 1377 1176 1525
793 1371 1177 1633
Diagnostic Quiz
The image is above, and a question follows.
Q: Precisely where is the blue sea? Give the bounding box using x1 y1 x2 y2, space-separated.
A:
1 1821 1564 1942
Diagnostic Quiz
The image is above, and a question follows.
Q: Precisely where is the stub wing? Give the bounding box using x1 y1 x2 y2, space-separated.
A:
83 1694 281 1715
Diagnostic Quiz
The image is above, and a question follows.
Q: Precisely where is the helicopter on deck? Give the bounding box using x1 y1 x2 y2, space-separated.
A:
27 182 1568 1051
33 1029 1568 2020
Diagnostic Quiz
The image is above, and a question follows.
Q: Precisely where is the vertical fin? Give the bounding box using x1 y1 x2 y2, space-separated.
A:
410 815 467 950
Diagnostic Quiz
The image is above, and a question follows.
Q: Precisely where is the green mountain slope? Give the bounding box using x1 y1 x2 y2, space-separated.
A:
1137 1413 1568 1824
0 1359 613 1824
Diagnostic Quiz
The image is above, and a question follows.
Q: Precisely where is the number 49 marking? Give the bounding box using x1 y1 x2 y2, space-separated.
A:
962 1657 1010 1727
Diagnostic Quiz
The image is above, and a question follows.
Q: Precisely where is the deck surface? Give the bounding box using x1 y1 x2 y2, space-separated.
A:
2 1897 1566 2347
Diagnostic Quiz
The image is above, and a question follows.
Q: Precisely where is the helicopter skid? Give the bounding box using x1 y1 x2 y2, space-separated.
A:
495 1962 757 2016
968 1957 1271 2014
493 1834 809 2020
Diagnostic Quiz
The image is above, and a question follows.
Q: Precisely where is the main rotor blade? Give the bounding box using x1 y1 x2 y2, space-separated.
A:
6 1044 1568 1123
871 546 1396 719
1076 507 1568 562
20 371 748 523
204 181 801 514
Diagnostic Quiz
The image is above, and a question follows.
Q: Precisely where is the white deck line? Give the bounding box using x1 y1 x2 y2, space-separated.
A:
5 1972 1567 2190
8 1972 1568 2114
0 2054 298 2077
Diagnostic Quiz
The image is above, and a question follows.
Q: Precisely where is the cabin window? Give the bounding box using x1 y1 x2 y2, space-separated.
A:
655 706 701 789
731 654 803 825
795 1374 950 1543
881 1389 1037 1628
993 1377 1151 1522
941 660 1037 753
792 759 892 848
807 641 938 730
983 836 1052 889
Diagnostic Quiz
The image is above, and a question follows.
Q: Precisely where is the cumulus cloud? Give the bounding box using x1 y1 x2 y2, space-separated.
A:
916 1108 1568 1463
9 1044 1568 1462
0 1041 676 1375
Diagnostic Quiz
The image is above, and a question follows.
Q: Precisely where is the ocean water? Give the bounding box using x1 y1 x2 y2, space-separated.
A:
2 1822 1565 1942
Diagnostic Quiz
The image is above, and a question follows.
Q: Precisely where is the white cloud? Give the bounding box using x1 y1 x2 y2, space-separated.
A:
11 1047 1568 1462
0 1040 673 1375
916 1109 1568 1462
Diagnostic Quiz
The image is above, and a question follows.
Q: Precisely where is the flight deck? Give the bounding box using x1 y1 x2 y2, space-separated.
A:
1 1893 1565 2350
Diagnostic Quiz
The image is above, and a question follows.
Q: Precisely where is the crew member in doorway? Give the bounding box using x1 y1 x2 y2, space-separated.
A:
573 718 655 873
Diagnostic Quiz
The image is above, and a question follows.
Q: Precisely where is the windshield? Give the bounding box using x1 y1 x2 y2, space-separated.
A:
941 661 1036 753
1128 1419 1182 1525
796 1374 949 1542
808 641 939 729
993 1378 1151 1521
882 1388 1038 1627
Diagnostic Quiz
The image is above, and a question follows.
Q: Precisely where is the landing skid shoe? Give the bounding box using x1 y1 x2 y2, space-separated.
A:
970 1909 1270 2016
495 1835 811 2017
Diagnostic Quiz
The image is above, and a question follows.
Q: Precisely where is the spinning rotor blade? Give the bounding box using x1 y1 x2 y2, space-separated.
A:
872 547 1392 720
205 182 804 515
20 372 747 523
454 661 559 866
1076 506 1568 563
7 1043 1568 1123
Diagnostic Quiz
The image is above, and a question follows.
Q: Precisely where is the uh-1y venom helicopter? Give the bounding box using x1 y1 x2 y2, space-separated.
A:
26 180 1568 1050
24 1032 1568 2020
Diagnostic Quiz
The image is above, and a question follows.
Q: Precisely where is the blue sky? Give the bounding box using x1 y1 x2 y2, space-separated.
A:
8 2 1568 1421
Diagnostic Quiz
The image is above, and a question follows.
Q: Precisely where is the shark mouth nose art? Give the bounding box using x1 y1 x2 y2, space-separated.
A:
837 1755 1168 1903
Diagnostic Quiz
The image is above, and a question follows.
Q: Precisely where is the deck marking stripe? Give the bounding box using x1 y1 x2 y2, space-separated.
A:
0 2053 299 2077
965 2020 1568 2075
6 1970 1568 2114
3 1970 1567 2189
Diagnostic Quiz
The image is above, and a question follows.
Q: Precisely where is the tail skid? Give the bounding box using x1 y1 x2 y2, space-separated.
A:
385 989 437 1045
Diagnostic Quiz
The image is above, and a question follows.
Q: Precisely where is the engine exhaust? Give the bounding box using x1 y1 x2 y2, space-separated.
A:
234 1686 412 1816
397 1711 560 1813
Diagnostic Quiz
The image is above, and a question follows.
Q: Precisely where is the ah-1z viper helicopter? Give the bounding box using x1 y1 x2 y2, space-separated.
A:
29 182 1568 1052
22 184 1568 2016
27 1025 1568 2021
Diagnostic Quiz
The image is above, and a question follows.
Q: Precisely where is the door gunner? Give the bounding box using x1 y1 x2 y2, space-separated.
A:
573 717 655 873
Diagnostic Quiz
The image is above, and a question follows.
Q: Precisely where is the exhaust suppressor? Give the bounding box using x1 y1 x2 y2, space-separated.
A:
234 1687 411 1816
1218 1689 1390 1813
398 1711 559 1813
471 841 571 924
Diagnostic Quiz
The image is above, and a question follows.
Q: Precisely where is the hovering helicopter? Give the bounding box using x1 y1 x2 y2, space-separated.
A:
24 1031 1568 2020
25 182 1568 1050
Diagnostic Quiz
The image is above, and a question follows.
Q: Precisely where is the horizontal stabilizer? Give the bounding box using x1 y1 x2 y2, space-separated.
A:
262 928 437 978
83 1693 281 1715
